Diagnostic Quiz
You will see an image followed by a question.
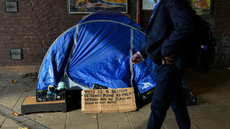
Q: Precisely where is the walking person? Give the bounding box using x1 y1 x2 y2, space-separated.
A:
131 0 194 128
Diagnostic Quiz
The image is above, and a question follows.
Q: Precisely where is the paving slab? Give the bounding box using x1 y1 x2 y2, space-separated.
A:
0 85 6 92
99 121 131 129
197 98 230 108
0 97 22 109
0 77 21 86
20 76 37 82
128 110 150 122
66 123 98 129
186 84 211 92
47 124 66 129
98 112 129 123
1 84 29 94
67 110 97 125
212 88 230 98
187 107 220 119
0 104 49 129
127 110 150 129
226 98 230 103
163 118 199 129
131 120 149 129
0 114 6 126
27 113 44 120
1 118 21 128
35 112 67 126
0 79 9 85
207 68 230 77
192 89 223 99
0 82 34 109
200 79 223 87
9 81 32 89
210 69 230 83
163 118 179 129
192 117 230 129
210 107 230 118
20 119 49 129
12 83 36 114
223 118 230 124
209 83 230 91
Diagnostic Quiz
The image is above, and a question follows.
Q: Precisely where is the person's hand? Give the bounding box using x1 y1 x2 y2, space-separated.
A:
163 54 176 65
131 53 143 64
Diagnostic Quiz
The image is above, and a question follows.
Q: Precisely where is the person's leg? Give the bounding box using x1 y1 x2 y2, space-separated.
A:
170 85 191 129
146 64 185 129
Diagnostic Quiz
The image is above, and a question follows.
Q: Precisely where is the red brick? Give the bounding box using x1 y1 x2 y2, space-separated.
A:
25 33 36 37
24 50 32 55
8 30 19 34
19 29 31 33
2 17 13 21
3 33 15 37
2 25 15 29
0 30 9 33
0 48 10 53
0 43 8 48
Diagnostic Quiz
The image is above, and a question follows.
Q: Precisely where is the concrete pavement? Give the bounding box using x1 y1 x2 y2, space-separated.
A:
1 68 230 129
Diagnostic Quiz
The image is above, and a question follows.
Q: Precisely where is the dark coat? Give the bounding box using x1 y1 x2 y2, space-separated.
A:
140 0 194 71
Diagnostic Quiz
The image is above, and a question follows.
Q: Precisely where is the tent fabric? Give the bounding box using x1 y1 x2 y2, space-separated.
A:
37 10 158 94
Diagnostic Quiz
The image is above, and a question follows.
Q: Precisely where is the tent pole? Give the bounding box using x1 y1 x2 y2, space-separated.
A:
130 29 134 87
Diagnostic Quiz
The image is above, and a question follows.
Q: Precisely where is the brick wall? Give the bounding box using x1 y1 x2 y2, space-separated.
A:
0 0 136 75
0 0 43 68
0 0 229 75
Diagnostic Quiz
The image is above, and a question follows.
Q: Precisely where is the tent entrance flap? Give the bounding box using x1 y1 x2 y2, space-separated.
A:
59 72 90 90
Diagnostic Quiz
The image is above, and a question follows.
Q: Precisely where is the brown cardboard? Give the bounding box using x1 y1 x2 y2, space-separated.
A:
81 87 136 113
22 96 65 105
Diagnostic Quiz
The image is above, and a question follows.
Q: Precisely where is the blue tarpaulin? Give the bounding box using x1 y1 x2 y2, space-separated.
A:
37 10 159 95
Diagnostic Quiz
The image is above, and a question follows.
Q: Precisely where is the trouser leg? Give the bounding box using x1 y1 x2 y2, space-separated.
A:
146 64 187 129
170 85 191 129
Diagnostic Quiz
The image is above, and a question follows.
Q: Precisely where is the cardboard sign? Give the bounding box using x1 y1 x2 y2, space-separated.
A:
81 87 137 113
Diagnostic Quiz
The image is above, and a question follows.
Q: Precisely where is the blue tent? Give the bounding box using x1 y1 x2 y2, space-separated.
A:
36 10 198 105
37 10 157 95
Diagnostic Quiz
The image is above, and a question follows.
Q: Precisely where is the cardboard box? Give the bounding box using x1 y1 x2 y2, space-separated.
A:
81 87 137 113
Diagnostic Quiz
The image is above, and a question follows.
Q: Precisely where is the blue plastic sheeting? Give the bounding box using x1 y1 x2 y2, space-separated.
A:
68 22 132 88
38 27 76 91
37 10 162 94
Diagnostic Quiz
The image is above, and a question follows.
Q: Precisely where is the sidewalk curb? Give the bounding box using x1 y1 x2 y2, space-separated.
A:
0 104 50 129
